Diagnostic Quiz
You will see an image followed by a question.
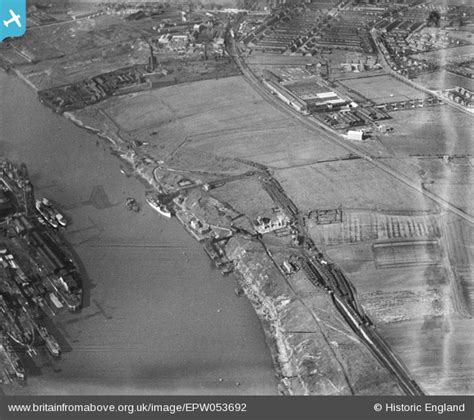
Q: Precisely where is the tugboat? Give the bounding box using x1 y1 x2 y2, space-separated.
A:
125 197 140 213
145 192 171 218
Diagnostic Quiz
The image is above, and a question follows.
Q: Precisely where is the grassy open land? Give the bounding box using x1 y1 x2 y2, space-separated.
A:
379 317 474 395
443 216 474 319
444 217 474 269
327 245 451 322
16 42 149 90
81 76 350 169
210 179 276 221
448 30 474 43
417 158 473 214
411 45 474 67
276 159 436 213
12 15 141 62
414 70 474 91
339 74 425 104
379 106 473 157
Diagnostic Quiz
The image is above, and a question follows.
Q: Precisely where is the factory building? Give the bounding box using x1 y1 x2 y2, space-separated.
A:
262 79 309 114
347 130 364 141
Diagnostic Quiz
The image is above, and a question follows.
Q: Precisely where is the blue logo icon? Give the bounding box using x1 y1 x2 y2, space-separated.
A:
1 0 26 42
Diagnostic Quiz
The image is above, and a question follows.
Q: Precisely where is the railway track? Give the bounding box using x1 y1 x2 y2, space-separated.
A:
261 177 299 218
332 294 424 396
299 253 423 394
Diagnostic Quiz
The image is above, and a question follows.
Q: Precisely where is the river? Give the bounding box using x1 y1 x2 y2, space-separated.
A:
0 70 278 395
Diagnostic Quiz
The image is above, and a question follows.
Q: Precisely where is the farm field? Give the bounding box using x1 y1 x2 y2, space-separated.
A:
414 70 474 91
380 107 474 156
413 158 473 215
339 74 425 104
308 211 440 246
379 317 474 395
276 159 436 213
210 179 275 221
411 45 474 66
85 76 351 169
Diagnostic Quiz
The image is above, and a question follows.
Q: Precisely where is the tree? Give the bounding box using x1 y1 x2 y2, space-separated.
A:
427 11 441 27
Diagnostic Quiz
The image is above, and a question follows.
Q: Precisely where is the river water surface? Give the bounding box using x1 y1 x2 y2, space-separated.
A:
0 71 278 395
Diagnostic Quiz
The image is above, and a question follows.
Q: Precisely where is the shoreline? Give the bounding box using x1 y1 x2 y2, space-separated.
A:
12 68 39 92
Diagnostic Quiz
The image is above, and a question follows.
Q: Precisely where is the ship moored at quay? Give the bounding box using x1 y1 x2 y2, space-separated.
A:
145 191 172 218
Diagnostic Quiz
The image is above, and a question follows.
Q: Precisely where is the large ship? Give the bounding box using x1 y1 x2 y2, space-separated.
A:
145 192 172 218
36 326 60 357
35 199 59 228
36 198 67 228
42 198 67 227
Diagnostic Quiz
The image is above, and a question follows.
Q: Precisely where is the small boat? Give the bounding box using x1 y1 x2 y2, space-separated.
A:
145 192 171 218
125 197 140 213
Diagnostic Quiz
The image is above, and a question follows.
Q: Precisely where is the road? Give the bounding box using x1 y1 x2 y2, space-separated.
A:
228 36 474 226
